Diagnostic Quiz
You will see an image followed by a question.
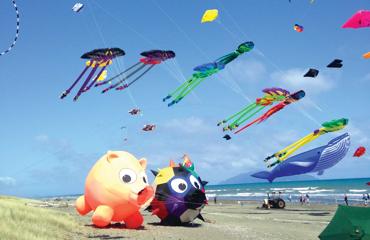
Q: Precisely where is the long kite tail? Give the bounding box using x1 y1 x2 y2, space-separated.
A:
73 65 99 101
1 0 20 56
101 63 146 93
167 76 207 107
163 75 197 102
229 105 265 130
60 65 90 99
234 116 261 134
116 64 155 90
84 65 107 92
218 103 257 126
95 62 142 87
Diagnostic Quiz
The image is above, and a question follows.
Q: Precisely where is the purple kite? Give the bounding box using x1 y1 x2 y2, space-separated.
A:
95 50 175 93
60 48 125 101
342 10 370 29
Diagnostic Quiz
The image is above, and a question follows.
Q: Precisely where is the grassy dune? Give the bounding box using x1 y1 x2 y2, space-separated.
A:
0 196 79 240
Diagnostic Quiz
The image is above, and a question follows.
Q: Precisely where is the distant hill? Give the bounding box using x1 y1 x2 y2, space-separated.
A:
219 171 319 185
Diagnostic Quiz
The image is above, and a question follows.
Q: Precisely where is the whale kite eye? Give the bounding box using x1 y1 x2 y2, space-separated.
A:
119 169 137 184
171 178 188 193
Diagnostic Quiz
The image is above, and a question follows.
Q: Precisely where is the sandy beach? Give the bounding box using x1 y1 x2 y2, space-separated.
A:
47 199 337 240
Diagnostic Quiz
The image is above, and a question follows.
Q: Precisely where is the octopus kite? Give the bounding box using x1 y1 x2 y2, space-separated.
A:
163 41 254 107
1 0 20 56
60 48 125 101
218 88 291 132
221 89 305 138
265 118 348 168
95 50 175 93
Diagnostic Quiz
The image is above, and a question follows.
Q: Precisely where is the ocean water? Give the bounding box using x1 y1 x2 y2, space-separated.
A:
205 178 370 204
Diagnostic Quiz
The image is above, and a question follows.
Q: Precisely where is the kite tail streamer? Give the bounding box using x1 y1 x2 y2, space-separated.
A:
60 65 90 99
117 64 155 90
95 62 142 87
73 65 99 101
0 0 20 56
84 65 107 92
101 63 147 93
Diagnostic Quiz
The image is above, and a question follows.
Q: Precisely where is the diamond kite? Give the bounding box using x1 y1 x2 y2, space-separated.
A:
201 9 219 23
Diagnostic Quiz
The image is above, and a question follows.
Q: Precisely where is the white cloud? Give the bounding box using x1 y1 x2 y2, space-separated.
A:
35 134 49 142
347 123 369 145
163 116 213 134
270 68 335 94
219 58 267 83
0 177 16 186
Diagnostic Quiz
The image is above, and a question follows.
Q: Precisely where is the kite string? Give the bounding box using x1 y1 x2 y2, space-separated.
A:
216 0 323 124
151 0 252 103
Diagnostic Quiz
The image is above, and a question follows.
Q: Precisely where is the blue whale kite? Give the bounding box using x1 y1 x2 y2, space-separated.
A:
252 133 350 182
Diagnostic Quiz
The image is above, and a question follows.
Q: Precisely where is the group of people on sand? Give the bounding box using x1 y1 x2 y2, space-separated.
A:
299 194 310 205
343 193 370 206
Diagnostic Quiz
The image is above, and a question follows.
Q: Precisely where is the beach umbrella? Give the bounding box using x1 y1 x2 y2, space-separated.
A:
319 205 370 240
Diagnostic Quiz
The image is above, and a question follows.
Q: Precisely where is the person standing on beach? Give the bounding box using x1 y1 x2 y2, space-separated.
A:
306 194 310 205
344 194 349 206
214 195 217 204
363 194 368 206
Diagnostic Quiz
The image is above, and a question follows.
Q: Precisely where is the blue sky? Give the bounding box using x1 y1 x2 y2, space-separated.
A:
0 0 369 197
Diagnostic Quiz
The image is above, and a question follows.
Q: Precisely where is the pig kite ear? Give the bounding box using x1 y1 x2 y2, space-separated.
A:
106 151 119 163
139 158 147 169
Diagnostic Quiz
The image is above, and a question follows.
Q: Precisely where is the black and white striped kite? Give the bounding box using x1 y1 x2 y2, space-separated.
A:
1 0 20 56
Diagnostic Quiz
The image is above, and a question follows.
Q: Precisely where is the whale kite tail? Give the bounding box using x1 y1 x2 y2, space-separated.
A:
251 171 274 183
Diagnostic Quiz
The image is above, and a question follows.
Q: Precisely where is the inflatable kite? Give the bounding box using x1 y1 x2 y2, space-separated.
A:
231 90 305 135
72 3 84 12
201 9 219 23
252 133 351 182
304 68 319 78
163 42 254 106
218 88 291 132
327 59 343 68
342 10 370 29
95 50 175 93
294 24 304 32
265 118 348 168
60 48 125 101
75 151 154 228
1 0 20 56
363 52 370 59
353 146 366 157
148 155 207 225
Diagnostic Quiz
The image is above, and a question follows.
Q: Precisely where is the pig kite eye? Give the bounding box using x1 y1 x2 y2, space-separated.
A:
119 169 137 184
